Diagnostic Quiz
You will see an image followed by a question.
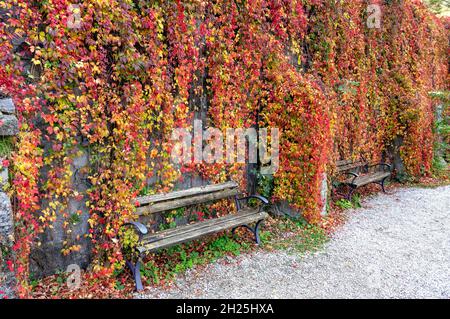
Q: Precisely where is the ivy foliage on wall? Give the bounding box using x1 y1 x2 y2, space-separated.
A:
0 0 447 296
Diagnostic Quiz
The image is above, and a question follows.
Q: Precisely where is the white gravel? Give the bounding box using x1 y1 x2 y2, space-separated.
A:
137 186 450 299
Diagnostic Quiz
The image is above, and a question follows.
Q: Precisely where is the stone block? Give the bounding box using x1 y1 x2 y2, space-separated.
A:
0 98 15 115
0 192 13 244
0 167 8 189
0 115 19 136
0 191 15 298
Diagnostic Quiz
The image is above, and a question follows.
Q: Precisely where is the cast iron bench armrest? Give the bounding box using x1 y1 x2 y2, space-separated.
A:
123 221 148 238
237 195 269 204
236 195 269 212
340 171 359 184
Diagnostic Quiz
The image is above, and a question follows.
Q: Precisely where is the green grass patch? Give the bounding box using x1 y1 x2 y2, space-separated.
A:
264 216 329 255
0 136 14 158
141 234 252 285
335 194 361 210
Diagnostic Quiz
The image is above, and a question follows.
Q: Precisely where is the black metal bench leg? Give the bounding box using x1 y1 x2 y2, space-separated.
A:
126 259 144 292
346 186 356 200
380 177 388 193
379 181 385 193
253 220 263 245
231 220 263 245
372 177 389 194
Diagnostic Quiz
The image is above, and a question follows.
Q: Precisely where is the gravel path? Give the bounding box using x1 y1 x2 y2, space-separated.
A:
137 186 450 299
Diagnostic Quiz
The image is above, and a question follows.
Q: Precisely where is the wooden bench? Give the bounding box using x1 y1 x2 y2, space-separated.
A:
335 159 392 200
123 181 269 291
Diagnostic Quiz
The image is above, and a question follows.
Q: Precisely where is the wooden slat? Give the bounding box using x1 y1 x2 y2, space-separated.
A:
336 159 353 166
138 211 268 253
353 172 390 187
138 213 265 253
142 208 260 244
137 181 238 206
136 188 240 215
336 161 367 172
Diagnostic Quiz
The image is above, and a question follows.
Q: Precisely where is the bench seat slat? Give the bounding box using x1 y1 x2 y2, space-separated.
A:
137 181 238 205
336 161 367 172
336 159 353 166
136 188 240 215
346 172 390 187
141 208 261 244
137 210 268 253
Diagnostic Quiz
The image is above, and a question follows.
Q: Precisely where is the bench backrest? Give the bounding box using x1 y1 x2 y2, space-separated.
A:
135 181 240 215
336 159 367 173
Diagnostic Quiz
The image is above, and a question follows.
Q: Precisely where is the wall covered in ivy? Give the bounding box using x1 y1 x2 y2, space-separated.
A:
0 0 447 296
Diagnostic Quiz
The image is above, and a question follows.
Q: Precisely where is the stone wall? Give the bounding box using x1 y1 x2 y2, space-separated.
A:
0 97 18 298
